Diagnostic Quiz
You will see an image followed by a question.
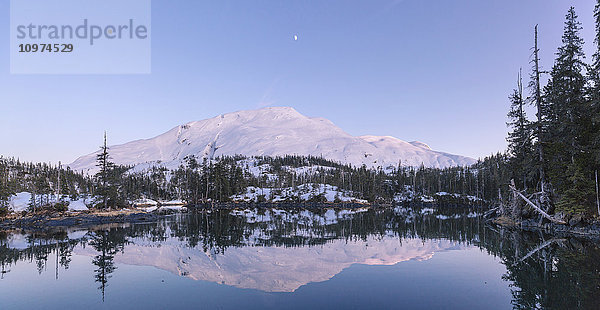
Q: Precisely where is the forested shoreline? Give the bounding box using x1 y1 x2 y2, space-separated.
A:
500 4 600 222
0 152 506 214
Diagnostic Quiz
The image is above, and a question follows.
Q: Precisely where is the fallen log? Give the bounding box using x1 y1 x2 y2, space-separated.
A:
509 185 566 225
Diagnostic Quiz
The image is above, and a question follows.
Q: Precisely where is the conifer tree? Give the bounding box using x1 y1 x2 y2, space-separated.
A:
545 7 594 212
507 70 533 190
590 0 600 166
0 159 13 214
96 132 114 209
544 7 586 174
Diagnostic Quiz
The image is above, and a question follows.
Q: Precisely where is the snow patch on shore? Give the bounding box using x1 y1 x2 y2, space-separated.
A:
8 192 89 212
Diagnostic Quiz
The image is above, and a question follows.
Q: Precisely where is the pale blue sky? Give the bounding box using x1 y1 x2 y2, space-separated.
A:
1 0 598 163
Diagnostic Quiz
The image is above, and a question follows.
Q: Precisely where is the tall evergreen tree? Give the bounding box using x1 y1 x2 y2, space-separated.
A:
0 160 13 214
545 7 594 212
544 8 584 169
507 70 533 190
95 132 114 209
590 0 600 166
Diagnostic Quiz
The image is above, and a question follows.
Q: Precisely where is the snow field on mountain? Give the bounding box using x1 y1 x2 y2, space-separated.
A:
69 107 477 174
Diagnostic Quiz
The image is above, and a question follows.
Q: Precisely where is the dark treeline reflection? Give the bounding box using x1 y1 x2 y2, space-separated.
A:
0 207 599 309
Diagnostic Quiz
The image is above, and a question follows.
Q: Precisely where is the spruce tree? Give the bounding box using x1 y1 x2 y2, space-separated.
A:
545 7 586 161
545 7 594 213
589 0 600 215
0 159 13 214
95 132 114 209
507 70 533 190
590 0 600 166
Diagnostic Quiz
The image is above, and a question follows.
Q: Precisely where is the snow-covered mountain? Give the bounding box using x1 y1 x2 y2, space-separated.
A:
69 107 476 173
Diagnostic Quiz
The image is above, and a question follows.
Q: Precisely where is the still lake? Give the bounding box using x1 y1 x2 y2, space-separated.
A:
1 206 599 309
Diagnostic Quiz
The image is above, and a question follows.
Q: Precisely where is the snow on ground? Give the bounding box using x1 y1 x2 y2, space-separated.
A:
434 192 483 202
283 165 336 175
5 193 187 214
420 195 435 203
68 199 89 211
8 192 32 212
8 192 89 212
230 183 367 204
132 198 159 207
237 158 278 181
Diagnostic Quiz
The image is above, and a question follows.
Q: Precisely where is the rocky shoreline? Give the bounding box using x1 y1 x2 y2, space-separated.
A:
0 203 370 230
0 210 163 230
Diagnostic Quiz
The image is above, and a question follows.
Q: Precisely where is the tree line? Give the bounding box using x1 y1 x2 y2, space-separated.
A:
1 149 513 212
505 3 600 216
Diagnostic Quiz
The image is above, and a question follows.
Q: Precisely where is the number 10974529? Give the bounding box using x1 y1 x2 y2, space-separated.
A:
18 44 74 53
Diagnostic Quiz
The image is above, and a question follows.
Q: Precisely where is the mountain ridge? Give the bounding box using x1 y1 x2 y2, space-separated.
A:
69 107 476 172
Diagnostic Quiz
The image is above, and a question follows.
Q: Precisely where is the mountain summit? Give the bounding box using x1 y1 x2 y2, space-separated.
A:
69 107 476 172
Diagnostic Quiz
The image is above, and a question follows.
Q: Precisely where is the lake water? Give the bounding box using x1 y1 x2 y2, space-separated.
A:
1 207 599 309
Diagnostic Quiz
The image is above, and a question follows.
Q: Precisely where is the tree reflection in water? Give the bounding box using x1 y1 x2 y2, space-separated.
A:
88 228 128 301
0 206 598 308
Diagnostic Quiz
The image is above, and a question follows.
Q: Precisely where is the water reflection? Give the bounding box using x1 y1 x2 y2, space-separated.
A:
77 235 461 292
0 206 599 309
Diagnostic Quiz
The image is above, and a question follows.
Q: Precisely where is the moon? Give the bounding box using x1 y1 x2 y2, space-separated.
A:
294 35 298 41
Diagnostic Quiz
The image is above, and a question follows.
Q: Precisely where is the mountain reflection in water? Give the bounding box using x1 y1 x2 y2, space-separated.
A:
1 206 599 309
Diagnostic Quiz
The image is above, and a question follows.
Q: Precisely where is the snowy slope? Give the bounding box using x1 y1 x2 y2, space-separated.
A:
69 107 476 173
358 135 475 169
